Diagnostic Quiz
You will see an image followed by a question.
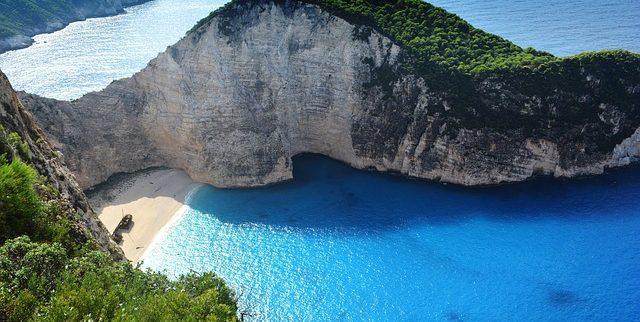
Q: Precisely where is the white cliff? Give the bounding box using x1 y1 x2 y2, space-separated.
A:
20 0 640 189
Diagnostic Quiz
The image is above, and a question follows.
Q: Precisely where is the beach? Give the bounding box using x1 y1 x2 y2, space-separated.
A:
88 169 200 263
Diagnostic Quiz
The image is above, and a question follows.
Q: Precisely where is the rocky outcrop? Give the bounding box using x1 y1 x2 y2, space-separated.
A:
21 0 640 189
0 70 123 258
0 0 153 53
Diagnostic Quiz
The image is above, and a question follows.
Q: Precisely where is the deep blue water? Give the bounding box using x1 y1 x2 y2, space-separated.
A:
429 0 640 56
143 155 640 321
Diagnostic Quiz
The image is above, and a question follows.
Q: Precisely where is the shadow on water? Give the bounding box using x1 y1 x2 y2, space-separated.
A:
187 154 640 230
547 288 581 307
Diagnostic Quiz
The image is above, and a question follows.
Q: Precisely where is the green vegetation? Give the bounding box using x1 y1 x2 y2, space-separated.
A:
0 0 78 38
305 1 640 75
0 158 44 240
0 237 237 321
201 0 638 77
0 129 239 321
304 0 556 74
0 126 72 248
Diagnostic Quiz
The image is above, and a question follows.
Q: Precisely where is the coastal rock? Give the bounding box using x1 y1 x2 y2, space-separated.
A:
0 35 34 52
20 0 640 189
0 70 123 259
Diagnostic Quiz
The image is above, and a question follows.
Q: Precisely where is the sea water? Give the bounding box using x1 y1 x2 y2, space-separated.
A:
428 0 640 57
1 0 639 320
0 0 226 100
142 154 640 321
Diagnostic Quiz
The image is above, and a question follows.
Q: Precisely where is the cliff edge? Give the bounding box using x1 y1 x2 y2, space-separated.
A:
20 0 640 188
0 70 122 257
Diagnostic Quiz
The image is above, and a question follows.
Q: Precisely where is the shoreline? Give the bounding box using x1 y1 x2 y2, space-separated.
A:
137 185 202 264
0 0 154 54
88 168 201 263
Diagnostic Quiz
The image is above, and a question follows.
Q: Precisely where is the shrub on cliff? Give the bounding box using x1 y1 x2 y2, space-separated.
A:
0 128 72 247
0 130 239 321
0 237 238 321
0 158 43 241
310 0 557 73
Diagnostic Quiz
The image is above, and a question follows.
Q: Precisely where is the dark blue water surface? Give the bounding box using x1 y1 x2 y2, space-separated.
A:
143 155 640 321
429 0 640 56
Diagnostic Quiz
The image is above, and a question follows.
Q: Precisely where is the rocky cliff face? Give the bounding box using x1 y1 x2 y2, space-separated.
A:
0 70 122 258
20 0 640 189
0 0 152 53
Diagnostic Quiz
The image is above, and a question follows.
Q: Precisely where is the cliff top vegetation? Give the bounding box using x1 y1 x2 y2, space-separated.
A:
0 0 83 38
191 0 639 75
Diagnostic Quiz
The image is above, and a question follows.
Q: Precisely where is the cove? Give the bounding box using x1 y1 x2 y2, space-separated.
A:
142 154 640 321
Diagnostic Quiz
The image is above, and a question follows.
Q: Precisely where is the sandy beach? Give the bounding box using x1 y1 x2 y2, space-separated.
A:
88 169 201 263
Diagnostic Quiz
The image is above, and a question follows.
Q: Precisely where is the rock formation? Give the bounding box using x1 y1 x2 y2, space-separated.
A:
0 70 122 258
20 0 640 189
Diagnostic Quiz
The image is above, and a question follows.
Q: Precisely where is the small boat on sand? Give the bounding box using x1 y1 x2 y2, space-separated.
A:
111 214 134 244
117 214 133 230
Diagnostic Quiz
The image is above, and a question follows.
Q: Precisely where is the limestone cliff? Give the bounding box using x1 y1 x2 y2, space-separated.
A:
20 0 640 188
0 70 122 258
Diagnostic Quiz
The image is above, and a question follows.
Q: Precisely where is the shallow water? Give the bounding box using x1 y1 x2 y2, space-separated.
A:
142 154 640 321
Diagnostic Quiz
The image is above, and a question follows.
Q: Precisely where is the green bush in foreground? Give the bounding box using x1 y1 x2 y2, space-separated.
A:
0 133 72 248
0 237 238 322
0 157 43 241
0 129 239 321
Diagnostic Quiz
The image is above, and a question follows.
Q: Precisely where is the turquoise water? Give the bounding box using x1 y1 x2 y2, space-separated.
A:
1 0 639 320
142 155 640 321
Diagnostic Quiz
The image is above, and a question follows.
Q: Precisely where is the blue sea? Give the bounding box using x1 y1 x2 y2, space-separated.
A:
429 0 640 57
0 0 226 100
142 155 640 321
0 0 639 320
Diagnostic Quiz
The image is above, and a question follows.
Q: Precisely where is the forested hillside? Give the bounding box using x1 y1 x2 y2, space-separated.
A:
203 0 636 76
0 0 151 52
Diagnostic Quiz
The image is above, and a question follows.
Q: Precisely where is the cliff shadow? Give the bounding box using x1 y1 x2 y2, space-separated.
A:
185 153 640 231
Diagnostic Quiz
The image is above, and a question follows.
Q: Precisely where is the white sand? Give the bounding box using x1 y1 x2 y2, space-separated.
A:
90 169 201 263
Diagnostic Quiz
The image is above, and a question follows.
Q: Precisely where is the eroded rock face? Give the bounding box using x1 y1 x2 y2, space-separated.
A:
20 0 640 189
0 71 123 259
